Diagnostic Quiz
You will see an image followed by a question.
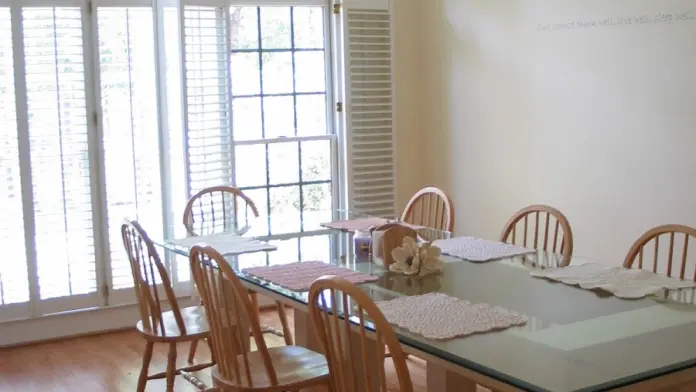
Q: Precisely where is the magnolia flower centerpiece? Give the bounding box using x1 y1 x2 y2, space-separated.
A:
389 236 444 277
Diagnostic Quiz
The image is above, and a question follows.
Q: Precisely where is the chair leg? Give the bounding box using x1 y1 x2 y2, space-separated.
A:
249 291 260 317
137 341 154 392
188 339 198 364
276 301 293 345
166 342 177 392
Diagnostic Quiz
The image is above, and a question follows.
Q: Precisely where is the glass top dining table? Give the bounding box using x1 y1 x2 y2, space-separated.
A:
152 210 696 392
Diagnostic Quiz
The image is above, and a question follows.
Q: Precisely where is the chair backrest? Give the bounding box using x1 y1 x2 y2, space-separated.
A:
624 224 696 280
183 186 260 236
401 186 454 232
499 204 574 267
121 220 185 335
308 276 413 392
189 245 276 388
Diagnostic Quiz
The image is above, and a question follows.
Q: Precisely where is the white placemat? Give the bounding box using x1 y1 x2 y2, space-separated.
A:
375 292 527 340
530 262 696 299
432 236 535 262
169 233 276 255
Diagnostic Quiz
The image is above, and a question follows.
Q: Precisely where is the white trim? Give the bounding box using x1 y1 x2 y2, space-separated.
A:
177 0 192 198
181 0 226 7
92 0 152 6
0 297 196 347
85 0 110 308
11 0 86 6
228 0 327 5
343 0 388 11
233 134 336 145
0 1 10 7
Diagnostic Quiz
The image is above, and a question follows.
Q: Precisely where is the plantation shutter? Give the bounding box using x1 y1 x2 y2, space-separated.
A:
180 2 232 198
0 7 31 321
340 0 395 217
21 6 101 313
95 6 163 303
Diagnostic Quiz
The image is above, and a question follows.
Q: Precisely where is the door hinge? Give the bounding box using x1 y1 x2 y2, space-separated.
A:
92 111 98 126
87 1 93 15
101 284 109 298
336 102 343 113
333 3 341 15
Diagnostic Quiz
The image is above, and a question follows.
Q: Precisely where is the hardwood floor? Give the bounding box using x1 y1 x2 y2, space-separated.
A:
0 308 428 391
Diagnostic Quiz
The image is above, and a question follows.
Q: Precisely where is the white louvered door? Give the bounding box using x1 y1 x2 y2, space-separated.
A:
339 0 395 217
94 5 164 305
0 7 31 322
21 5 101 314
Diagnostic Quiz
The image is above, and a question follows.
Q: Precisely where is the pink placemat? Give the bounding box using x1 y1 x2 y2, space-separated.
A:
242 261 379 292
433 236 535 262
320 217 391 232
375 293 527 340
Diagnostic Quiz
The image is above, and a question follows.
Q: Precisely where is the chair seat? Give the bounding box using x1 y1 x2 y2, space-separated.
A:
136 306 209 342
213 345 330 392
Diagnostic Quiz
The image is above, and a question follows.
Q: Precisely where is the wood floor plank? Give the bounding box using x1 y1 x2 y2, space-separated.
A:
0 309 429 392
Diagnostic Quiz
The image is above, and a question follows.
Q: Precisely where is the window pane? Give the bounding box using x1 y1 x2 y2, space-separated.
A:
296 94 327 136
268 142 299 185
269 186 300 234
235 144 267 188
268 238 299 265
239 187 268 236
238 252 267 269
294 51 325 93
24 7 96 299
293 7 324 49
263 96 294 138
301 140 331 182
232 97 262 140
230 52 260 96
261 52 293 94
230 6 259 50
302 183 331 231
260 7 291 49
0 8 29 305
300 235 330 261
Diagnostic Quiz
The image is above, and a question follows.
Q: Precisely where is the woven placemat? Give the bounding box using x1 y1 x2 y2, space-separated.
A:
433 236 535 262
375 292 527 340
242 261 378 292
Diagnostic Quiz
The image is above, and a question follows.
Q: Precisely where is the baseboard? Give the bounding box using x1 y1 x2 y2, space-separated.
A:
0 298 197 347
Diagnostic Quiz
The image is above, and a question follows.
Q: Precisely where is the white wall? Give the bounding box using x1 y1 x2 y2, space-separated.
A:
416 0 696 264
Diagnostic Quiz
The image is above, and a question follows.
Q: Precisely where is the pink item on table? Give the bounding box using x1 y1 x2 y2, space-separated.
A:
242 261 379 292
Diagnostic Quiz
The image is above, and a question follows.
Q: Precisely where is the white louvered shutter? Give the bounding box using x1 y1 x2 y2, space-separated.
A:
181 3 232 197
22 6 100 313
341 0 395 217
0 7 31 321
96 6 163 303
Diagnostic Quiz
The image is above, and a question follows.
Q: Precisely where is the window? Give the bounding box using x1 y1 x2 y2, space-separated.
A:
0 0 396 331
181 4 336 267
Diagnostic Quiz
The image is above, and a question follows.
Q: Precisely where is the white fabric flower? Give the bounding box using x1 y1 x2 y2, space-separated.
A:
390 237 444 276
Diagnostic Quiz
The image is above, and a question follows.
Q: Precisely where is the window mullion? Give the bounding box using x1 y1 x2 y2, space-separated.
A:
83 1 110 306
11 5 39 317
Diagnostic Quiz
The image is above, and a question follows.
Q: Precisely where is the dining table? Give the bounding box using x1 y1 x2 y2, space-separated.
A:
153 210 696 392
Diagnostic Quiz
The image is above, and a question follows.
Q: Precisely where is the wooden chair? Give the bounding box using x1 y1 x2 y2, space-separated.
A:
500 205 574 267
189 245 331 391
183 186 293 361
121 220 214 392
308 276 414 392
401 186 454 232
624 224 696 280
